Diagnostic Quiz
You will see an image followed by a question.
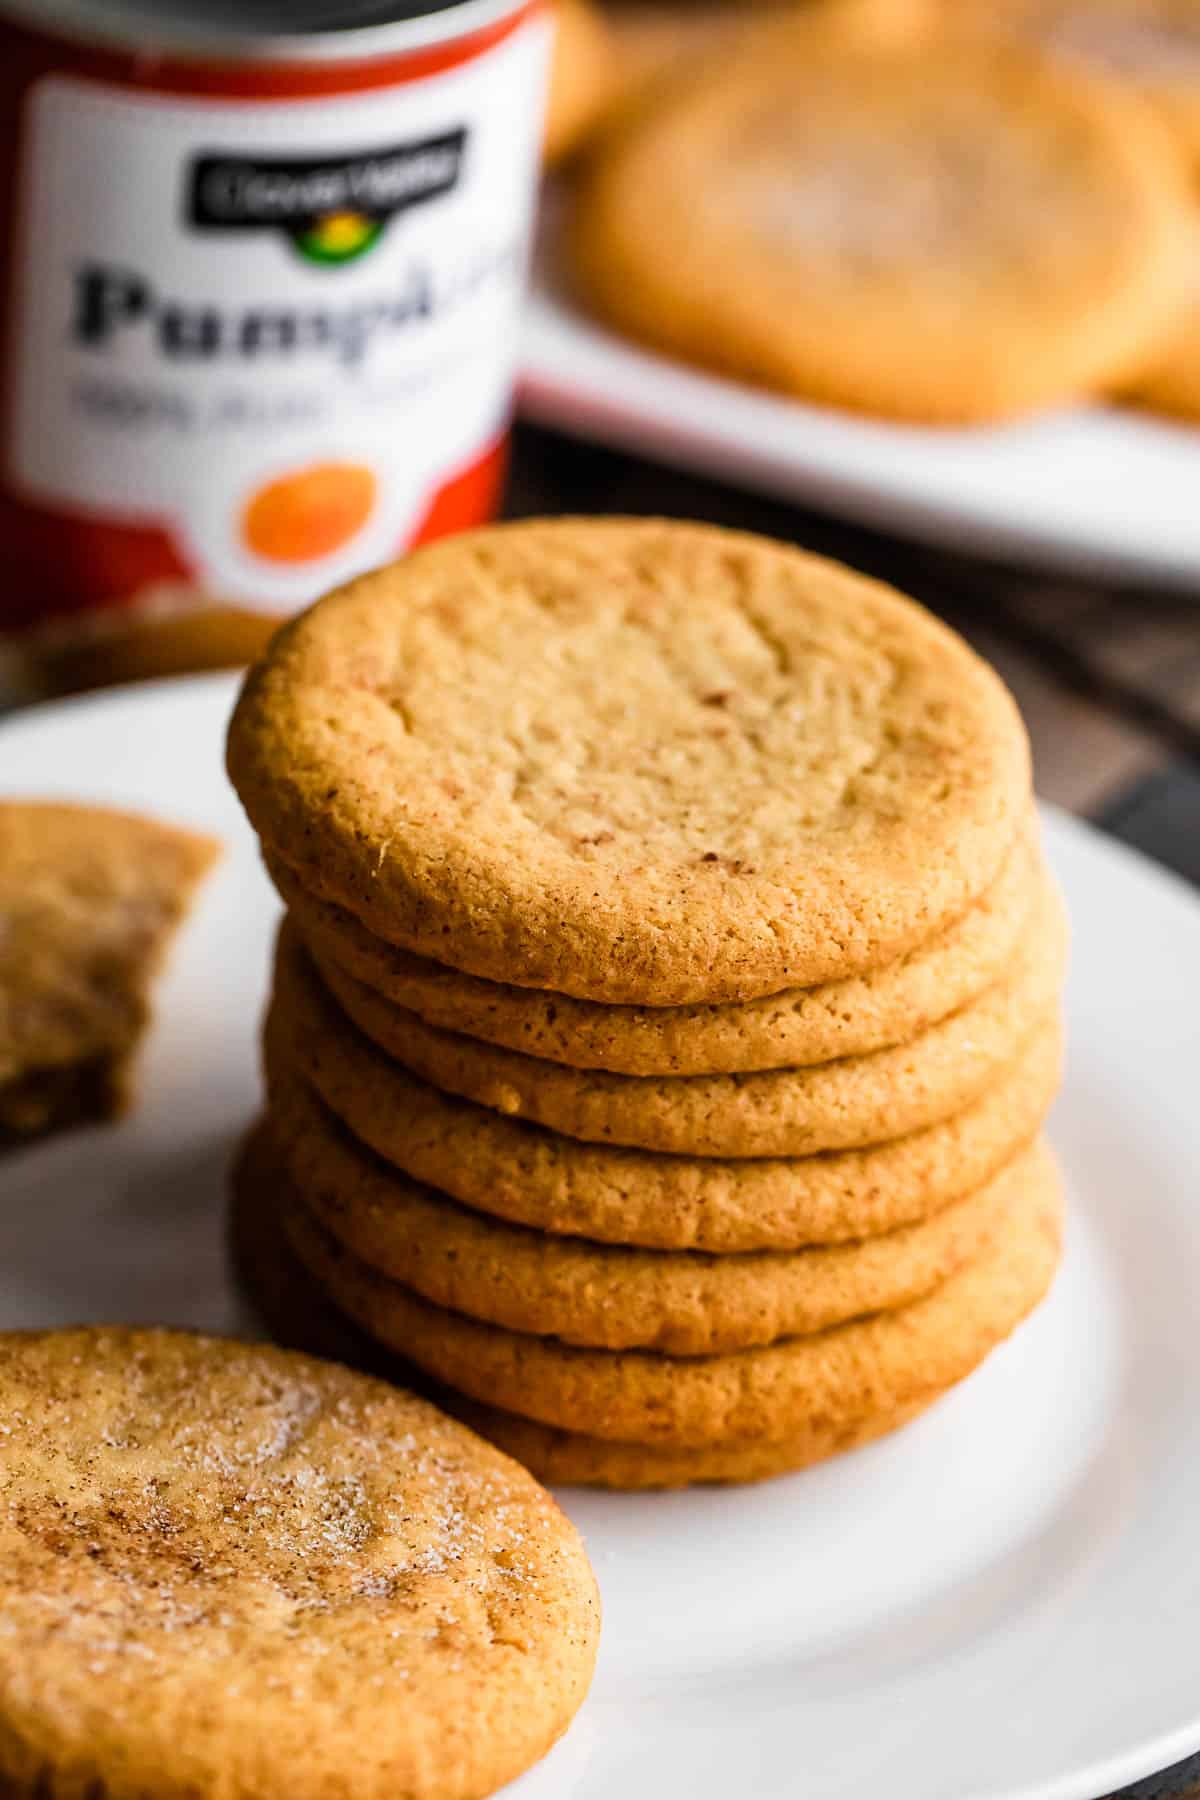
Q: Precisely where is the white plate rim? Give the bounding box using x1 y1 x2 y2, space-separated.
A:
520 255 1200 594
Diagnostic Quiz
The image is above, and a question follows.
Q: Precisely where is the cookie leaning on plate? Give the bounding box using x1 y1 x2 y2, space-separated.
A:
265 946 1064 1250
232 1127 946 1489
570 29 1194 421
269 820 1043 1075
0 1328 599 1800
227 519 1031 1005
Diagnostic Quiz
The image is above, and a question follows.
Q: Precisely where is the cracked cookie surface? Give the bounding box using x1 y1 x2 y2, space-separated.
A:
571 32 1193 420
228 519 1030 1005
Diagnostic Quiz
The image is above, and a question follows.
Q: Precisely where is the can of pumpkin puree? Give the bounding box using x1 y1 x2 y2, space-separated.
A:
0 0 549 693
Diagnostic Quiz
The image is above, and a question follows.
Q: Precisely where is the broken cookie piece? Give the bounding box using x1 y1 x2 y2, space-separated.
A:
0 802 219 1146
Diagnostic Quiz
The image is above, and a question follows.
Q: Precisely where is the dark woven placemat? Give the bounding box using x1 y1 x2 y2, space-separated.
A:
1102 1757 1200 1800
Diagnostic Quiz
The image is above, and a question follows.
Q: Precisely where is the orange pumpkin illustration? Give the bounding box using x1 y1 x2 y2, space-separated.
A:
242 461 377 564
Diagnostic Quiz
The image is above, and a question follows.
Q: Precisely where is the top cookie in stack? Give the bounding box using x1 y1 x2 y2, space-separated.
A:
228 517 1030 1006
228 518 1062 1490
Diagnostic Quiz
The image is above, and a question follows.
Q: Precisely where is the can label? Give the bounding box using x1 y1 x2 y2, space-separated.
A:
4 11 547 619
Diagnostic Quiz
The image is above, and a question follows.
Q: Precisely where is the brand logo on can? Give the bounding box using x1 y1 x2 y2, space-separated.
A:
185 129 469 266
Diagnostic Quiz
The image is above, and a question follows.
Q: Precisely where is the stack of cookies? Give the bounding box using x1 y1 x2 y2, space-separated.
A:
228 517 1067 1490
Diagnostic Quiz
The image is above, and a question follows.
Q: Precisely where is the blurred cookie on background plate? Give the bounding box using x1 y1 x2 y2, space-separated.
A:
948 0 1200 160
1124 203 1200 415
603 0 930 99
570 24 1195 419
545 0 620 163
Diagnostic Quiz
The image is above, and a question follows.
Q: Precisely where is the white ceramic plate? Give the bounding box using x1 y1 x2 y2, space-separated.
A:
4 673 1200 1800
521 261 1200 592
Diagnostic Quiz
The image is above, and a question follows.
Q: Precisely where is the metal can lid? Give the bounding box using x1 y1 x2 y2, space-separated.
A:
0 0 527 61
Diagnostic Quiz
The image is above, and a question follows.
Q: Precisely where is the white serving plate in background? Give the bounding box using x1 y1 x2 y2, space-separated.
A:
521 256 1200 592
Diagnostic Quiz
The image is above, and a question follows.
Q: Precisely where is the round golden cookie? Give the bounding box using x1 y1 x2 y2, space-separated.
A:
570 31 1193 421
232 1133 947 1488
269 823 1042 1076
265 952 1064 1250
0 1330 599 1800
545 0 619 165
267 1060 1015 1354
280 1138 1064 1448
227 519 1031 1006
948 0 1200 162
296 880 1066 1157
